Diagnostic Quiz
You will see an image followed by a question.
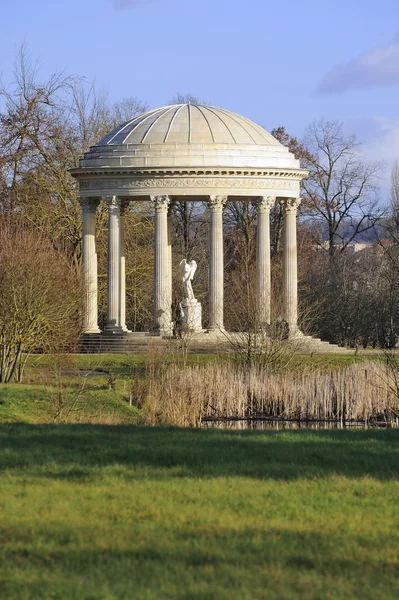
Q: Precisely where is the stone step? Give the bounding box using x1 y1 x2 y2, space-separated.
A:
79 332 353 355
292 335 352 354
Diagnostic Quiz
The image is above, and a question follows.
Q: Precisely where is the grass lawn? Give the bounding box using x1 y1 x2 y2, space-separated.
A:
0 424 398 599
22 350 372 377
0 351 372 426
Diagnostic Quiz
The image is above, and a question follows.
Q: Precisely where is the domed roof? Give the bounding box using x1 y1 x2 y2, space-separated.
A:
74 103 306 180
98 103 281 147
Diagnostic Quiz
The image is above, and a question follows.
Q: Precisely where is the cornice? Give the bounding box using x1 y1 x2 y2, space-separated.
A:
70 167 308 181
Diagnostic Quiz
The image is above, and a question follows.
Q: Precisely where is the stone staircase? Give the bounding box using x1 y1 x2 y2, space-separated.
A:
80 331 352 355
291 334 353 354
80 332 151 354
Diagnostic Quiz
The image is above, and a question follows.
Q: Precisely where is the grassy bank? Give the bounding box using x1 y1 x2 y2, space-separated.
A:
0 383 141 424
0 424 398 599
0 351 396 426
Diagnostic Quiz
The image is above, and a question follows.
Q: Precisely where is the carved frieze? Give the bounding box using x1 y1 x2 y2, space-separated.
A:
79 177 300 193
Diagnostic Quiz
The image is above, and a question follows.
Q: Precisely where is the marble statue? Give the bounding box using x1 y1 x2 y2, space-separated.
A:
178 259 202 332
179 259 197 300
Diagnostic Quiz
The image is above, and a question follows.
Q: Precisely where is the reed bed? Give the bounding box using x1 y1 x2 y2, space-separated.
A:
142 361 399 427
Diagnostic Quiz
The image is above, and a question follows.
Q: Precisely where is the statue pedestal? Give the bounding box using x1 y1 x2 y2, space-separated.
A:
181 299 202 332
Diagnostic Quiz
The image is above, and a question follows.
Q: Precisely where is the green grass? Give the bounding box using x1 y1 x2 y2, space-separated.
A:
1 353 228 425
22 350 370 376
0 383 141 424
0 349 387 426
0 351 373 426
1 352 397 597
0 425 398 599
23 352 226 375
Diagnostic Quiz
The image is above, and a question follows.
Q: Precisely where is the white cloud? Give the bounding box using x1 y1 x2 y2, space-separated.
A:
359 116 399 195
316 37 399 95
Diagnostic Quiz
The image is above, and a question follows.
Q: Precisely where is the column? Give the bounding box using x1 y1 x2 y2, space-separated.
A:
255 196 275 327
280 197 301 333
152 195 172 335
208 195 227 331
120 200 131 332
79 197 100 334
105 195 123 333
167 204 173 324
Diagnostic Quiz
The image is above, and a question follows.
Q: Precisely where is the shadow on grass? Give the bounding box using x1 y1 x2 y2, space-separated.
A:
2 527 397 579
2 525 397 600
0 424 398 481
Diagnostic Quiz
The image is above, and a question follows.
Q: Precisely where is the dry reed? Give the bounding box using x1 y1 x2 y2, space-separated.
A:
142 361 398 427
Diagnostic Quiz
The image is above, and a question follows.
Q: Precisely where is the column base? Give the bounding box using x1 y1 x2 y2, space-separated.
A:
104 324 124 335
83 327 101 334
288 327 302 338
150 327 173 337
206 326 226 335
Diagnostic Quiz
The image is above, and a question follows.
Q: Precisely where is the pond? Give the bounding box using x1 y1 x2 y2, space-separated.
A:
200 417 397 430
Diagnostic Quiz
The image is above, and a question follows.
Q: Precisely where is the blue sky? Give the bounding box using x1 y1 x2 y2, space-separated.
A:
1 0 398 190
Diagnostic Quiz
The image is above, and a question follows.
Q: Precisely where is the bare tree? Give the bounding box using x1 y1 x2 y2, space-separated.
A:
0 221 81 383
0 44 74 215
0 46 153 333
301 119 384 257
387 160 399 237
169 93 201 105
0 46 148 264
270 127 312 255
70 81 148 155
372 160 399 346
223 200 256 282
95 201 155 331
171 199 206 259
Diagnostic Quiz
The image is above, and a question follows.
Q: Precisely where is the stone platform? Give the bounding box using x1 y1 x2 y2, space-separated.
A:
292 334 353 355
80 331 353 355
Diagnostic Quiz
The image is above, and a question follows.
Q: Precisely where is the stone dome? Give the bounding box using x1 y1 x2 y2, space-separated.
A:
72 103 307 199
76 103 300 172
98 104 282 147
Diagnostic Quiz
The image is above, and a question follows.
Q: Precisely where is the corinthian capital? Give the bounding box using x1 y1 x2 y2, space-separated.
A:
208 195 227 211
254 196 275 213
79 197 100 213
151 195 170 212
104 195 121 210
279 197 301 214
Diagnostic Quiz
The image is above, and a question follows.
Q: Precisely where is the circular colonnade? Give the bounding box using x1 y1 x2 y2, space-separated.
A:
71 103 308 337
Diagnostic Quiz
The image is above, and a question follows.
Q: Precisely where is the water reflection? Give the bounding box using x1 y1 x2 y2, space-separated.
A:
200 418 396 430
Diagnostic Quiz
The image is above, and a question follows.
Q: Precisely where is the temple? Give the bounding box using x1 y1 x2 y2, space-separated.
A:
70 103 308 340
